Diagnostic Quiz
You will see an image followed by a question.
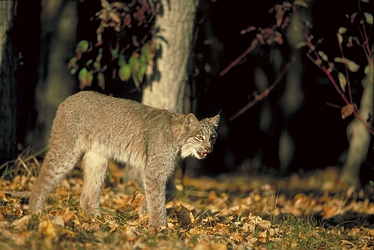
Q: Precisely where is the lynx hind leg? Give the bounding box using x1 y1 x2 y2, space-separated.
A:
80 151 109 217
29 148 79 212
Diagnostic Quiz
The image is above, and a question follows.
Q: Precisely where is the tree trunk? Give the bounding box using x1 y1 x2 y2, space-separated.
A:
340 62 373 188
123 0 198 187
0 1 17 164
142 0 198 113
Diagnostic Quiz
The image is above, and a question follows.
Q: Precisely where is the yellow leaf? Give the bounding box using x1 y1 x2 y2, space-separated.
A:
38 220 59 238
211 243 227 250
257 220 272 230
334 57 360 72
338 27 347 34
338 72 347 92
318 51 328 61
364 12 373 24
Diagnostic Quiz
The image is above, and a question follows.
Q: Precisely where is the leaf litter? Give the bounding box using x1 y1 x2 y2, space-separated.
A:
0 158 373 249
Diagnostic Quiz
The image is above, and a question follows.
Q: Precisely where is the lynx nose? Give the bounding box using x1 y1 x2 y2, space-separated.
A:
205 146 211 152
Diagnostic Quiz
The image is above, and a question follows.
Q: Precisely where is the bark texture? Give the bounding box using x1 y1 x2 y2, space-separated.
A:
0 1 17 164
142 0 198 113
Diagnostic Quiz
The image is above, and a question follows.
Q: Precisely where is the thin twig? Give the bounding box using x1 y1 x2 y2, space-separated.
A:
219 39 259 77
229 57 296 122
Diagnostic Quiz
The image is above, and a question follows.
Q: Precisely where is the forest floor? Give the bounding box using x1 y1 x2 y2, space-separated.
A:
0 155 374 249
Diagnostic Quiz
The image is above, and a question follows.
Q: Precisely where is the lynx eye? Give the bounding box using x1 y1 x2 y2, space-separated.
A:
196 135 204 141
210 134 217 141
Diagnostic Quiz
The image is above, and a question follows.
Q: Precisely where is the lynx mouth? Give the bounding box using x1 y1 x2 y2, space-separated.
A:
198 151 209 158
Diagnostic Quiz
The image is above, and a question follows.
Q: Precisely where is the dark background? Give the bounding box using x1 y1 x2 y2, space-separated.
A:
1 0 373 184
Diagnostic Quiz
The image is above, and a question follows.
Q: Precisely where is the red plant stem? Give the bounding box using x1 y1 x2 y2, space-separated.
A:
229 57 296 122
322 64 374 135
219 39 259 77
297 4 373 135
320 65 351 105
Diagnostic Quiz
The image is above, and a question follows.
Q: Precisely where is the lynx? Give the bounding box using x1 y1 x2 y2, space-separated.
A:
29 91 219 227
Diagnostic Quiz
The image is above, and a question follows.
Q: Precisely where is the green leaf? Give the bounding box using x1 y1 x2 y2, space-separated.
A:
139 54 146 64
364 12 373 24
78 69 93 89
86 71 93 84
78 68 88 82
70 67 78 75
136 64 147 82
118 55 126 67
96 33 103 46
76 40 89 53
68 57 78 69
129 54 139 72
96 48 103 62
141 43 154 62
118 64 132 81
86 59 94 66
111 49 119 58
94 61 101 71
98 72 105 88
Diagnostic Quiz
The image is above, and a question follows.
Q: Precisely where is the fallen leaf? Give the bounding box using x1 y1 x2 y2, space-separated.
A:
177 203 194 226
341 104 355 119
257 220 271 230
38 220 59 238
12 215 31 230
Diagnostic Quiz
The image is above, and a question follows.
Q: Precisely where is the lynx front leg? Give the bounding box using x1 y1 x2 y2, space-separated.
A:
80 151 109 217
139 176 176 214
143 171 168 228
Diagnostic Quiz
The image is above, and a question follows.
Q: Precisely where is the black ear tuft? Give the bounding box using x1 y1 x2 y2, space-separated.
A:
185 113 199 129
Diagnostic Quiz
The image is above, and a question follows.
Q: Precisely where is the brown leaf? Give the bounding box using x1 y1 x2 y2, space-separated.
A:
82 221 100 232
347 227 360 236
177 203 194 226
340 239 356 247
341 104 355 119
0 191 6 200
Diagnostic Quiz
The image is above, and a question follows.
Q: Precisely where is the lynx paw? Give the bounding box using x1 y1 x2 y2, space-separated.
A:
28 196 44 212
81 207 102 218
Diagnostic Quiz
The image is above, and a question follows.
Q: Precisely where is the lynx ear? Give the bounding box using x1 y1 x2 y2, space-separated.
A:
185 113 199 129
209 114 220 128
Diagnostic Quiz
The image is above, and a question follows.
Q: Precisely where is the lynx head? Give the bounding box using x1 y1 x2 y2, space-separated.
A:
180 113 220 159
